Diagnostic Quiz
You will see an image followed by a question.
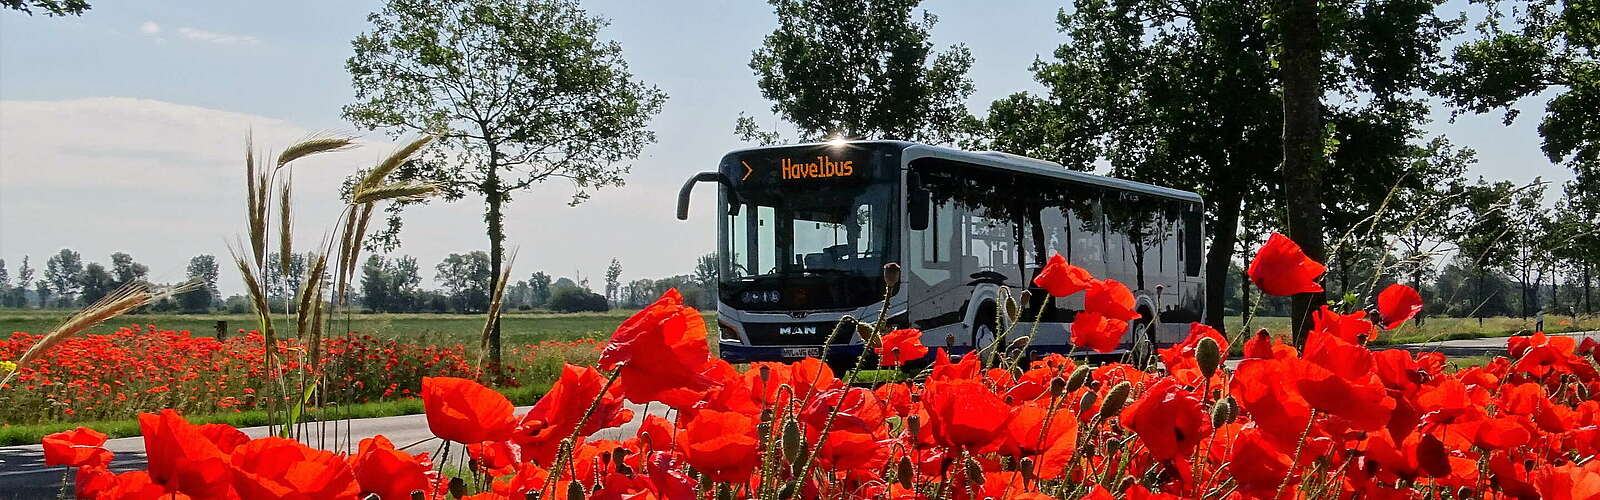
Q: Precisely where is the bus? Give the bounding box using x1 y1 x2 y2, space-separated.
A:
677 140 1205 367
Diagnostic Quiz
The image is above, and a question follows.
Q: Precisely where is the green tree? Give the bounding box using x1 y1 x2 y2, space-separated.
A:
691 253 719 293
360 255 392 312
13 256 34 308
435 252 492 313
985 0 1461 336
109 252 149 289
44 248 83 308
78 262 115 305
528 271 552 308
604 258 622 305
1452 179 1528 321
0 259 9 308
182 254 220 313
1 0 89 16
345 0 666 368
1438 0 1600 184
740 0 975 143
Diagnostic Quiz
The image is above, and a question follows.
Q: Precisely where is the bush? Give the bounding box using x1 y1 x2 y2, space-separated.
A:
548 287 608 313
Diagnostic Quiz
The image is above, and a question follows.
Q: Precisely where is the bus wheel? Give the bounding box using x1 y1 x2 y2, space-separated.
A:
971 302 999 363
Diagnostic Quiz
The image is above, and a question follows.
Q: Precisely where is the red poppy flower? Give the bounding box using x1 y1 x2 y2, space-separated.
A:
1227 425 1294 493
350 435 435 500
598 289 718 408
139 409 235 499
1310 306 1375 344
1532 460 1600 500
1157 323 1229 380
801 387 885 435
197 423 250 454
1084 279 1140 321
923 378 1012 452
1004 401 1077 457
1243 330 1297 359
230 437 359 500
928 347 981 381
677 409 759 483
1071 311 1127 353
1376 284 1423 330
1247 233 1325 296
1120 378 1207 461
422 376 516 444
1033 254 1096 298
42 427 111 468
1231 360 1312 444
877 328 929 366
513 364 633 465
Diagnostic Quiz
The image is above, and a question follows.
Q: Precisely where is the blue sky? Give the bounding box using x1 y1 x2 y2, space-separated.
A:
0 0 1574 295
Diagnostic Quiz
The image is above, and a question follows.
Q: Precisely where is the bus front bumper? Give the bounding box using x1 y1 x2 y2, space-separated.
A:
717 342 867 364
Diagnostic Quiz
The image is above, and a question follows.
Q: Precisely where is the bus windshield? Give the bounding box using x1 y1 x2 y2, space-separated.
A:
718 145 898 311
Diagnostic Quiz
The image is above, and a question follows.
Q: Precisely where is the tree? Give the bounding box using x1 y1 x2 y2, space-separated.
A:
35 281 51 310
0 259 8 308
1453 179 1527 322
604 258 622 305
109 252 149 289
741 0 974 143
44 248 83 308
345 0 666 369
13 256 34 308
263 252 307 309
528 271 552 308
1 0 89 16
78 262 115 305
360 256 392 312
985 0 1461 336
436 252 492 313
182 254 220 313
1438 0 1600 185
691 253 718 292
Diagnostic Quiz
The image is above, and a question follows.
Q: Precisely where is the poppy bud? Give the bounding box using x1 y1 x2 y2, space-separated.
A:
449 477 468 499
1210 401 1230 428
1020 289 1033 306
1197 337 1221 378
946 333 957 348
1078 391 1097 415
524 492 539 500
411 493 426 500
1049 376 1067 398
1010 335 1030 350
1099 382 1131 419
779 481 799 499
1119 476 1135 493
791 449 809 475
897 456 915 488
1005 295 1021 324
715 484 732 500
908 414 921 437
1066 365 1090 393
782 417 802 461
857 322 877 342
964 456 985 485
1019 457 1036 481
1106 436 1123 453
364 495 381 500
568 480 587 500
759 364 771 385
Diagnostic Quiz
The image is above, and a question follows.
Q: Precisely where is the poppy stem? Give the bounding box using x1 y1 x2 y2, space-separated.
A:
1274 409 1318 499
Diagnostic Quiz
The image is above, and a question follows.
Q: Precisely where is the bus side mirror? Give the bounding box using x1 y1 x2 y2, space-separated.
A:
677 171 741 220
908 172 929 231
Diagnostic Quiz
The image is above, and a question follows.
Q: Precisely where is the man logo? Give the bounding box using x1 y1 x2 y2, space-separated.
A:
777 326 817 336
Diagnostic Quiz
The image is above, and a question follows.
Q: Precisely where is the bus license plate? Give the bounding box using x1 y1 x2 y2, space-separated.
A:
781 347 821 358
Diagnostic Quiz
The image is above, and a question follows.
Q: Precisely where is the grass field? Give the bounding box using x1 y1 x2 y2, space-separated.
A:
0 308 675 346
5 308 1596 349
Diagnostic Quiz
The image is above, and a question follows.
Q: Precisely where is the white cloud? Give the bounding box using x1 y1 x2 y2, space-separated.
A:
139 21 160 35
176 27 261 46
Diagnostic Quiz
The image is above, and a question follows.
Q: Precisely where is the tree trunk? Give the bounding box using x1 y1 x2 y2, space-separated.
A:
1585 262 1593 315
485 144 506 383
1278 0 1327 345
1203 189 1244 334
1240 262 1253 328
1412 267 1426 326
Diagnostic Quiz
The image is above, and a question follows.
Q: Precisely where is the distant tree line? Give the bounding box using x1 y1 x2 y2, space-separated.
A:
352 252 718 314
0 250 221 313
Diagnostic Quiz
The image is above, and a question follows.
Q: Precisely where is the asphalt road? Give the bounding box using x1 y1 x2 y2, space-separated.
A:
0 402 665 499
2 332 1594 498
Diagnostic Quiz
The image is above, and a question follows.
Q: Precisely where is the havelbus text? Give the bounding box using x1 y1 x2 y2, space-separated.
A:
780 156 855 180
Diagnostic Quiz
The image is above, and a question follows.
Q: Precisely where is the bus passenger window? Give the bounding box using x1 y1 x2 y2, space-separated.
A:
1183 210 1203 277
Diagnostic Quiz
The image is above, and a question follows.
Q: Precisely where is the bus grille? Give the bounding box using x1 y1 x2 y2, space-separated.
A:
742 322 843 346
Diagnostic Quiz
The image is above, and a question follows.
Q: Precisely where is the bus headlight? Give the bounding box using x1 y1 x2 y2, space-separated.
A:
718 321 742 342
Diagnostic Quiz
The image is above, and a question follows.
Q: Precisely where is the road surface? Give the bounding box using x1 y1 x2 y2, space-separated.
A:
2 331 1594 498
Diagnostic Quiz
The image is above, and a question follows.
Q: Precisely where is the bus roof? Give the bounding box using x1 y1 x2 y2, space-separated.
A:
725 140 1204 204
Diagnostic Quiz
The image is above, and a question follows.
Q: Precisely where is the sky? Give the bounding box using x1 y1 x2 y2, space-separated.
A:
0 0 1577 297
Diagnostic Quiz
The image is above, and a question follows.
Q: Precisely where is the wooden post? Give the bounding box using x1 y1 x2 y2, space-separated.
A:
215 320 228 340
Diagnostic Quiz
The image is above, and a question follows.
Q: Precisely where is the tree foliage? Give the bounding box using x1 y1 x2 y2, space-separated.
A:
741 0 975 144
1 0 89 16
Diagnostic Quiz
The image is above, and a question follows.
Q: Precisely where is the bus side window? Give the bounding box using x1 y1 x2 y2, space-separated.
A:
1183 210 1203 277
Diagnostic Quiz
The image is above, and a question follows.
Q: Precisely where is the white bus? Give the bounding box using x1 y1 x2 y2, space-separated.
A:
677 140 1205 368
